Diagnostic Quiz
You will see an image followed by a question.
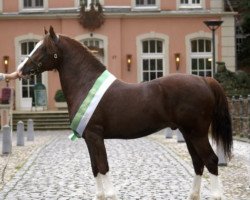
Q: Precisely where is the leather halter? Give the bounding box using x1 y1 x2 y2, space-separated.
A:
27 53 58 75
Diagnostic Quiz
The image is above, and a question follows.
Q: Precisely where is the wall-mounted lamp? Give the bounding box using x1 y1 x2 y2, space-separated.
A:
175 53 180 71
127 54 132 71
3 56 9 73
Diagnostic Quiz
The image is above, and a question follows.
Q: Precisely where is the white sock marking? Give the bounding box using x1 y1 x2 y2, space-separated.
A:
100 172 117 199
95 173 104 197
192 175 202 193
209 173 223 198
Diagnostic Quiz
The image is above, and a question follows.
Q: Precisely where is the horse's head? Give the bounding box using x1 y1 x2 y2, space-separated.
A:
19 26 61 78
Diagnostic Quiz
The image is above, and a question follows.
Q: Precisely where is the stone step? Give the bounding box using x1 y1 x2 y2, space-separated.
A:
12 110 70 130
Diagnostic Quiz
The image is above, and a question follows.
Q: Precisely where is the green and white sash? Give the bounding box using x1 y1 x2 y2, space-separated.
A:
69 70 116 140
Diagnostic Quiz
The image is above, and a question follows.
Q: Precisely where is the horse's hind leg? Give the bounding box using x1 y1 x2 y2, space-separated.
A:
85 131 118 200
189 136 222 200
183 137 204 200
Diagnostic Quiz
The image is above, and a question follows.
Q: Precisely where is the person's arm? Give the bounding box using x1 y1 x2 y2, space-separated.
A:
0 72 19 81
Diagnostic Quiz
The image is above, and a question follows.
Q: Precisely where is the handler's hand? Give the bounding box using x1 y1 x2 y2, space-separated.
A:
0 73 5 81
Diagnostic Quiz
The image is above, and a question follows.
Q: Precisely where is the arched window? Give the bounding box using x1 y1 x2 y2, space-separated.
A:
190 38 212 77
141 39 164 81
81 38 104 63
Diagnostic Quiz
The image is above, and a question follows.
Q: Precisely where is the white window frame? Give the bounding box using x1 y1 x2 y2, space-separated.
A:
185 32 216 75
75 34 108 66
81 38 105 63
136 33 169 82
190 38 213 77
141 53 165 82
178 0 203 9
20 0 48 12
0 0 3 13
132 0 160 11
190 56 213 77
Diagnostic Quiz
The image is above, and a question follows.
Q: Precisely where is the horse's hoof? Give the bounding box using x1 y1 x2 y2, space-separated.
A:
106 193 118 200
209 194 223 200
93 193 105 200
187 192 200 200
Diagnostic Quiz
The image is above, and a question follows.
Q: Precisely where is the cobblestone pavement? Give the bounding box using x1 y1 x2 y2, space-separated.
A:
0 130 249 200
0 131 60 190
149 132 250 200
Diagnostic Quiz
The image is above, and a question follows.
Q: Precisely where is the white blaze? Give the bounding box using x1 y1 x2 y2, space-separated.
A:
17 40 43 71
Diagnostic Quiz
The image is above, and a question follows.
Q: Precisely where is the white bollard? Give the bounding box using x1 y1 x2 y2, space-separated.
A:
17 121 25 146
165 128 173 138
2 125 12 154
216 142 227 166
27 119 34 141
176 129 185 143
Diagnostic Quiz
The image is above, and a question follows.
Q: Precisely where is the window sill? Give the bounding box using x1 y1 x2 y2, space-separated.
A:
20 8 46 13
132 6 160 12
179 5 203 9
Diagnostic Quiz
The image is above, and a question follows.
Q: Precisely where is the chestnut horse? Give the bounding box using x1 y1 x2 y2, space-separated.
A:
18 27 232 200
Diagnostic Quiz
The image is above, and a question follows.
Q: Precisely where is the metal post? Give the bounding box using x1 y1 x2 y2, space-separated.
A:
17 121 25 146
203 20 223 77
27 119 34 141
212 29 216 77
2 125 12 154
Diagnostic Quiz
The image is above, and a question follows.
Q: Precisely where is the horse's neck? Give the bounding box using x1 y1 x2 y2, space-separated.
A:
57 42 105 120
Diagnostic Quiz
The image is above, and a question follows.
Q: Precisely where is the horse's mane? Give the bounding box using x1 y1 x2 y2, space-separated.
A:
43 34 106 71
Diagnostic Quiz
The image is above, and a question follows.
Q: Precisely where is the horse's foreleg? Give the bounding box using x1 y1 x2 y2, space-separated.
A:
85 132 118 200
86 140 105 200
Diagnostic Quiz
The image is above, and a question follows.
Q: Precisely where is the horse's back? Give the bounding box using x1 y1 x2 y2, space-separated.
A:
158 73 215 104
94 73 216 138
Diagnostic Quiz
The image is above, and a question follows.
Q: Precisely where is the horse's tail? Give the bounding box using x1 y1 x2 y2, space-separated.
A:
206 77 233 159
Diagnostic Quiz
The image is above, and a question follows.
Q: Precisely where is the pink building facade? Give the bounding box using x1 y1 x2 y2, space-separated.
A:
0 0 236 110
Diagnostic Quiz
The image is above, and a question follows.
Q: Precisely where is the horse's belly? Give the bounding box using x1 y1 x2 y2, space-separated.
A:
103 113 167 139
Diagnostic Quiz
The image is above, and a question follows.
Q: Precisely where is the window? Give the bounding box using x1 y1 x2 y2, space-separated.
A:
191 39 212 77
23 0 43 9
20 41 42 99
180 0 201 8
82 0 100 5
133 0 159 10
136 0 156 6
235 26 246 55
141 39 164 81
79 0 100 6
81 38 104 63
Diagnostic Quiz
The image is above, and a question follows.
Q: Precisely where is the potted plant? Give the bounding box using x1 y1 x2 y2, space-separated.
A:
54 89 67 110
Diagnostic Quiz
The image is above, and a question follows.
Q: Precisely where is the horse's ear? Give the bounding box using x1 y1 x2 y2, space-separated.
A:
49 26 58 42
44 27 48 35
